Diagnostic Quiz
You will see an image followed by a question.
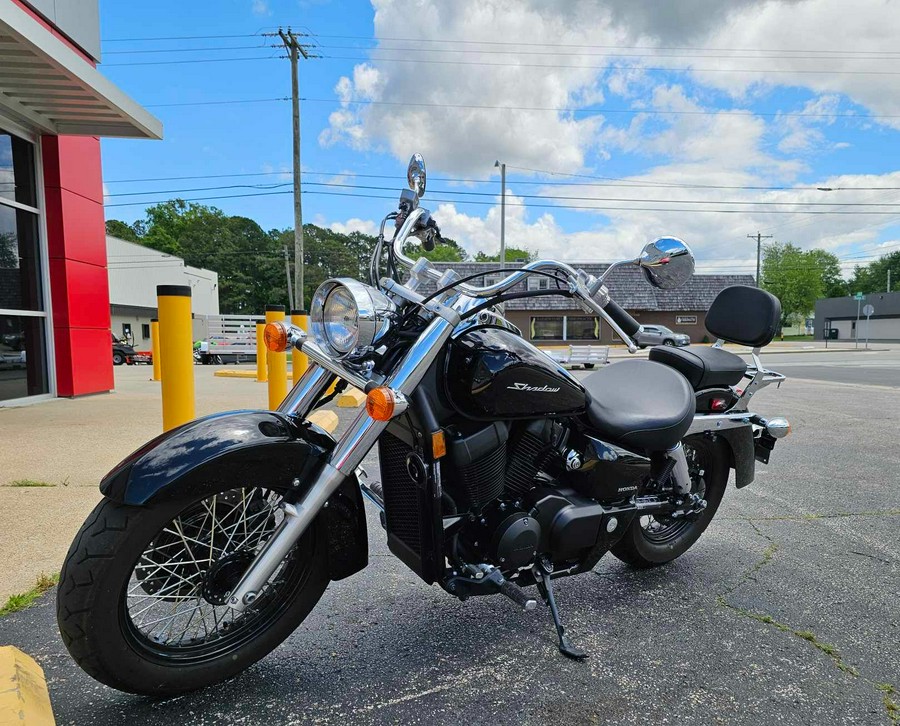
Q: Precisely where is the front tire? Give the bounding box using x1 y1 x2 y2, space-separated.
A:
57 486 328 696
612 435 729 568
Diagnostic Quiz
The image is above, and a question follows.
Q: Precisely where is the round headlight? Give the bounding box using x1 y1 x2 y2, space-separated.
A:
310 279 395 359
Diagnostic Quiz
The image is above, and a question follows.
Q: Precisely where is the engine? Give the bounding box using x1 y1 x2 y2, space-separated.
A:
442 418 645 575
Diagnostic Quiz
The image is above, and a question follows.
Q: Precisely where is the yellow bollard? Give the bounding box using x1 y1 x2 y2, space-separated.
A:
255 321 267 383
291 309 310 385
266 305 287 409
150 318 161 382
157 285 195 431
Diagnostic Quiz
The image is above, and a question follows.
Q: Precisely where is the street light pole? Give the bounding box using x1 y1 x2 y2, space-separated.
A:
494 160 506 267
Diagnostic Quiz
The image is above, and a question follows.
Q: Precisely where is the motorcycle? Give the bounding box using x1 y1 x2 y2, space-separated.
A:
57 154 791 695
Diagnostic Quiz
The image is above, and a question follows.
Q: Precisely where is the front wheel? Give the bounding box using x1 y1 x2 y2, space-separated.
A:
611 435 729 568
57 485 328 695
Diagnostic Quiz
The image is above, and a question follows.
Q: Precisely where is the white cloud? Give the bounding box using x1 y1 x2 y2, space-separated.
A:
329 218 378 236
251 0 271 16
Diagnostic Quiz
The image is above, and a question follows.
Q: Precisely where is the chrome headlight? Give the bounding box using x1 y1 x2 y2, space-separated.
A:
310 279 395 359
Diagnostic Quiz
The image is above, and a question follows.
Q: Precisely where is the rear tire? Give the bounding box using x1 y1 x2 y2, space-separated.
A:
57 487 328 696
611 435 729 568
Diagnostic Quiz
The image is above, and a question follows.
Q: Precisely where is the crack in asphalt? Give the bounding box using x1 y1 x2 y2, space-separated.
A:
720 509 900 522
716 518 899 723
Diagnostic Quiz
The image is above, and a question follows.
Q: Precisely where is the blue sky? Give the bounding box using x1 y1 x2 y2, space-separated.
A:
99 0 900 279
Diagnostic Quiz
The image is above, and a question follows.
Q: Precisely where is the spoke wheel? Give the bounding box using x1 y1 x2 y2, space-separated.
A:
57 484 329 695
123 487 309 662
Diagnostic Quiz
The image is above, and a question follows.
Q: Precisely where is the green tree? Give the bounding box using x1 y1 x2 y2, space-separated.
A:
105 219 140 242
474 246 536 263
761 242 824 329
0 232 17 269
404 236 467 262
850 250 900 294
807 249 847 298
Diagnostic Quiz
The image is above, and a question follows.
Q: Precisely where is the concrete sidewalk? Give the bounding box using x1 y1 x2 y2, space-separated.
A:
0 365 295 602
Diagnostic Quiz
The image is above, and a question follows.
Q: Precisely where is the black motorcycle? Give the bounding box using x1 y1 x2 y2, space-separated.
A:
58 154 791 695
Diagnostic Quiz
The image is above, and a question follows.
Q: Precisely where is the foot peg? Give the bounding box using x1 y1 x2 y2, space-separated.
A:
498 577 538 611
535 559 588 661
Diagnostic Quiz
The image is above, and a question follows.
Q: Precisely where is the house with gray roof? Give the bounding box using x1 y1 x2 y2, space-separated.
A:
424 262 754 346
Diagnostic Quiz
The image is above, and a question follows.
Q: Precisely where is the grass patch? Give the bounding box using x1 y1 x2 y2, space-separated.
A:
7 479 55 488
877 684 900 724
0 573 59 617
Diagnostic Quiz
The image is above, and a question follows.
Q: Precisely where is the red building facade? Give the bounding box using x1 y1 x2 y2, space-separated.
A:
0 0 161 404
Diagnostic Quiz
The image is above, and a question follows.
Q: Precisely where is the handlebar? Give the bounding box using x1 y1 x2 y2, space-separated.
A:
604 300 641 337
389 205 639 352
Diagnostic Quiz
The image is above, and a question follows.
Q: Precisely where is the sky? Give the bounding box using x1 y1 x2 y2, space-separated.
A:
98 0 900 280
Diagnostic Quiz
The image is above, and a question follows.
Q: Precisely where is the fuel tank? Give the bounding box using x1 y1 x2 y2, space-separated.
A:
444 326 586 420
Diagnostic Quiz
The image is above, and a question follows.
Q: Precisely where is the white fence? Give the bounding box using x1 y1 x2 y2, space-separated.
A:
194 314 259 362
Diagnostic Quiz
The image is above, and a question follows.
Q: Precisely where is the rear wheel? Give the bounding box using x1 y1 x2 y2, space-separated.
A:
611 435 729 568
112 352 125 365
57 485 327 695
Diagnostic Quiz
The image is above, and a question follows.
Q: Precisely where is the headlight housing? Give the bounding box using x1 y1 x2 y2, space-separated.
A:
310 279 395 359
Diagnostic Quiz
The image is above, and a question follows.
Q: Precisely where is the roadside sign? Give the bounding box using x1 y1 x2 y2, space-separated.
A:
863 304 875 317
854 292 864 300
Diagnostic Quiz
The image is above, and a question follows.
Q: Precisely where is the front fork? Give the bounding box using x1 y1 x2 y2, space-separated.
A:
226 315 455 612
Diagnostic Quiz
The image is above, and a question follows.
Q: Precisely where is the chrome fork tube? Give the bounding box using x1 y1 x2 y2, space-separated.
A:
277 363 335 420
227 315 455 612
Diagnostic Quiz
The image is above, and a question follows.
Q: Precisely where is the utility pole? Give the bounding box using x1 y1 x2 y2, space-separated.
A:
748 232 774 287
494 160 506 267
888 269 892 293
274 28 314 310
283 246 294 309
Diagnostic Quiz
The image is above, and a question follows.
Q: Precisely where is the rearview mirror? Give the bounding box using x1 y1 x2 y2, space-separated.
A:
407 153 426 197
638 237 694 289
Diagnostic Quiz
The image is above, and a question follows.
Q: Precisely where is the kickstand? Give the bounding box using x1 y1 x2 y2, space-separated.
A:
535 560 588 661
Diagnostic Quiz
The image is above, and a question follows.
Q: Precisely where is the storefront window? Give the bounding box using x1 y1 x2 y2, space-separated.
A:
0 132 37 207
0 127 47 403
0 314 48 399
0 204 42 311
531 316 564 340
566 316 599 340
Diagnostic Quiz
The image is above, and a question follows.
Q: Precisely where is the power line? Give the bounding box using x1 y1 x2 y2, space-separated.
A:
313 42 900 62
102 167 900 193
102 179 900 207
303 32 900 56
102 33 260 42
101 187 900 214
101 52 900 75
320 53 900 76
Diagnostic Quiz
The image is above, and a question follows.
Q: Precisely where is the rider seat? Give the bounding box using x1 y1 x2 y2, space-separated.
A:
649 345 747 390
583 360 694 452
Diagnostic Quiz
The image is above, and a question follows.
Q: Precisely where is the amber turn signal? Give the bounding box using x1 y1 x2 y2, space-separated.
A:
431 430 446 459
366 387 397 421
264 322 290 353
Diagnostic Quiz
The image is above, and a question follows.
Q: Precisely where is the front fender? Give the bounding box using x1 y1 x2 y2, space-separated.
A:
100 410 367 581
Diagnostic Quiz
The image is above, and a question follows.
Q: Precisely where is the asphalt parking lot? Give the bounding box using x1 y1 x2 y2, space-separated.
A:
1 350 898 725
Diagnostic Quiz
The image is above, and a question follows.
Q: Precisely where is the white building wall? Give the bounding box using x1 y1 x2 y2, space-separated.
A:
107 236 219 347
106 236 219 315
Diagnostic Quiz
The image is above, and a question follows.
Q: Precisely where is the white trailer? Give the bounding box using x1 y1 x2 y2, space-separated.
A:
193 314 259 364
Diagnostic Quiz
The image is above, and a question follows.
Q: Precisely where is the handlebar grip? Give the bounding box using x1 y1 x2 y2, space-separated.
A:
604 299 640 337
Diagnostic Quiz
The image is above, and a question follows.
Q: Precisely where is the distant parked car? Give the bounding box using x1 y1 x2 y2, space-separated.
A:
634 324 690 349
112 333 137 366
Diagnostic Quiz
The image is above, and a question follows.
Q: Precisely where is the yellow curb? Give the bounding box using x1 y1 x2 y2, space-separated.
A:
213 370 259 379
307 409 339 433
0 646 55 725
337 388 367 408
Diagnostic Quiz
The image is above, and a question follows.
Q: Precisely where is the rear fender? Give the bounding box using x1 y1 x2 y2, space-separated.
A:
99 410 367 581
717 426 756 488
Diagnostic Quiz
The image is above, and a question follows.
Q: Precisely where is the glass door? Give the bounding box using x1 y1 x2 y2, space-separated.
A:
0 128 49 403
